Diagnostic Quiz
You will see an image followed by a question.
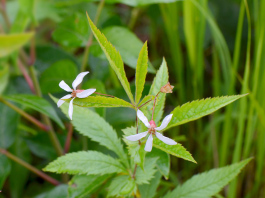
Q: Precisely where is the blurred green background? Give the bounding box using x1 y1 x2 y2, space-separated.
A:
0 0 264 197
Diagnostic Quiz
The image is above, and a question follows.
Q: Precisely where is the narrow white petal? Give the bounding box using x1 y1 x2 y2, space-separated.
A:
59 81 72 92
68 98 75 120
155 114 173 131
145 135 153 152
57 94 72 107
137 109 150 128
125 131 148 141
72 72 89 90
76 89 96 98
156 132 177 145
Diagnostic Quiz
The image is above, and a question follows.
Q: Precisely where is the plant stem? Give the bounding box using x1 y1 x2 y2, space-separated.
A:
132 163 137 179
80 0 105 73
64 124 73 154
0 97 49 131
128 8 140 30
0 0 11 29
152 91 161 120
18 60 36 94
138 99 153 109
0 148 60 186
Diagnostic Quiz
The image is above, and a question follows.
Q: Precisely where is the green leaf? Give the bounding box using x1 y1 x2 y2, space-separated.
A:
140 58 168 125
167 95 247 130
147 148 170 179
123 127 145 169
0 32 34 57
68 174 111 198
64 96 134 108
139 171 162 198
40 59 78 94
86 14 134 104
105 0 180 7
43 151 126 175
135 42 149 104
164 158 252 198
107 175 136 197
101 26 155 73
51 95 128 166
135 157 158 185
153 137 196 163
0 155 11 189
34 185 68 198
9 138 31 198
0 102 20 149
0 65 9 95
4 94 64 129
52 13 90 47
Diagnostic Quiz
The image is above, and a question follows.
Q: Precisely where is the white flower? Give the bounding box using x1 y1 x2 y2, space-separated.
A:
126 110 177 152
57 72 96 120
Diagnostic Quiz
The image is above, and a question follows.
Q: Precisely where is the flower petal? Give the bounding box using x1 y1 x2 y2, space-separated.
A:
76 89 96 98
137 109 150 128
155 114 173 131
145 135 153 152
72 72 89 90
155 132 177 145
125 131 148 141
68 98 75 120
59 80 72 92
57 94 72 107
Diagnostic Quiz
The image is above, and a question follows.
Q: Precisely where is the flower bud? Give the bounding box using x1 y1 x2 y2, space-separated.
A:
160 82 174 93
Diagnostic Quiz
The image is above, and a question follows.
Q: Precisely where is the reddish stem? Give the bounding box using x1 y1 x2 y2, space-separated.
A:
138 99 153 109
64 124 73 154
18 60 36 94
0 149 60 186
152 91 161 120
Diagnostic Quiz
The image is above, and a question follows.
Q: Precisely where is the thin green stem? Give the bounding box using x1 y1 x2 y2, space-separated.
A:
0 148 60 186
0 97 49 131
128 8 140 30
80 0 105 73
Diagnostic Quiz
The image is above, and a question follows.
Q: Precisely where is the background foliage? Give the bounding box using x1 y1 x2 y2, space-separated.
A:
0 0 264 197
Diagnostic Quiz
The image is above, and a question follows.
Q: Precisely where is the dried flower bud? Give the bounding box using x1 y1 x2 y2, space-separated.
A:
160 82 174 93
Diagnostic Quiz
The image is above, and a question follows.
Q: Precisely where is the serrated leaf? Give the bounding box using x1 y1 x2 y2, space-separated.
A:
153 138 196 163
64 96 134 108
123 127 145 169
135 157 158 185
147 148 170 179
135 42 148 104
167 95 247 130
43 151 126 175
51 95 128 167
107 175 135 197
68 174 111 198
139 171 162 198
140 58 168 125
4 94 64 129
101 26 155 73
0 32 34 57
164 158 252 198
86 14 134 104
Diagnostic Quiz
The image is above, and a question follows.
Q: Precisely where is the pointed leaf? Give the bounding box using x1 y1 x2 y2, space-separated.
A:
64 96 134 108
167 95 247 130
68 174 111 198
51 95 128 167
135 157 158 185
43 151 126 175
140 58 168 124
153 137 196 163
4 94 64 129
164 158 252 198
107 175 136 197
135 42 148 104
87 14 134 104
0 32 34 57
139 171 162 198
